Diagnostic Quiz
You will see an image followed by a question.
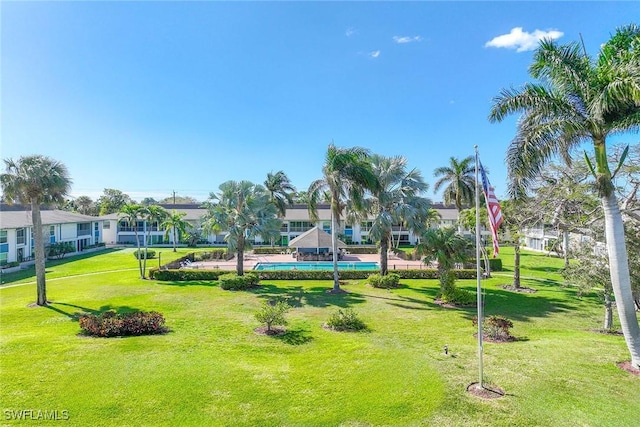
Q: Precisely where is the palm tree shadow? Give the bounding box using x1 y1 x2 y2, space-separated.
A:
45 302 143 320
253 284 365 308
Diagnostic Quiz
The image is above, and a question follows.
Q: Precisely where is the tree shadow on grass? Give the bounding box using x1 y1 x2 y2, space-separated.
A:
45 302 144 320
273 328 314 345
155 280 217 287
253 284 365 308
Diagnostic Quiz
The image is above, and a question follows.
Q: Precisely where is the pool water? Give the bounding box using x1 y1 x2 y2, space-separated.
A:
254 262 379 271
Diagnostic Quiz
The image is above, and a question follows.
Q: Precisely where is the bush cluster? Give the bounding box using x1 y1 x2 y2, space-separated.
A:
326 308 367 332
440 288 476 306
218 273 260 290
342 247 379 254
368 273 401 289
133 250 156 260
472 315 514 341
253 247 288 255
47 242 75 259
78 311 167 337
194 250 227 261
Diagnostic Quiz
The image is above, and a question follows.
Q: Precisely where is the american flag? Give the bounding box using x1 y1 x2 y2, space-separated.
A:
479 161 503 257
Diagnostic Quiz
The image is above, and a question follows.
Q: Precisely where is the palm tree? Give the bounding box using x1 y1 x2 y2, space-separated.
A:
366 154 431 275
119 203 145 279
142 205 168 276
489 24 640 368
75 195 95 215
1 155 72 306
264 170 296 217
161 210 190 252
433 156 475 212
202 180 281 275
308 143 379 292
415 227 472 297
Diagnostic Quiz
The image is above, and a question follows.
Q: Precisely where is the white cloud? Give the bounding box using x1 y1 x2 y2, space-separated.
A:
345 27 357 37
485 27 563 52
393 35 422 44
369 50 381 58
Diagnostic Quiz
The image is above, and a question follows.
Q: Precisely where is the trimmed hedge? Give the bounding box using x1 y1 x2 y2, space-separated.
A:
79 311 167 337
466 258 503 271
134 250 156 260
150 268 477 281
253 247 289 255
194 250 227 261
343 246 379 254
219 273 260 290
368 273 401 289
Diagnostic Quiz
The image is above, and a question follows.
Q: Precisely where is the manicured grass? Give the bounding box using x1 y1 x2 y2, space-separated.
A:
1 249 638 426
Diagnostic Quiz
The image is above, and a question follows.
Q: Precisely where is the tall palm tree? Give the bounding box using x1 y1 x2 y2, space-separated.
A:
308 143 379 292
161 210 190 252
142 205 168 277
1 155 72 306
75 195 95 215
433 156 475 212
264 170 296 217
202 180 281 275
119 203 145 279
489 24 640 368
366 154 431 275
415 227 472 297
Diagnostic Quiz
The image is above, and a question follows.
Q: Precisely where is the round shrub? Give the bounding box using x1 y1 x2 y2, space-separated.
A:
325 308 367 332
218 273 260 290
368 273 401 289
440 288 476 306
472 315 515 341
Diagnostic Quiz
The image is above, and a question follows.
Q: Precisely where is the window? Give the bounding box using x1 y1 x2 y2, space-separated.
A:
77 223 91 236
289 221 313 233
16 228 26 245
50 226 56 244
0 230 7 244
360 221 373 232
0 252 7 266
103 222 111 229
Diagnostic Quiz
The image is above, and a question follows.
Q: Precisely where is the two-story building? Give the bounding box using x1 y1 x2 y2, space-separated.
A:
0 204 104 266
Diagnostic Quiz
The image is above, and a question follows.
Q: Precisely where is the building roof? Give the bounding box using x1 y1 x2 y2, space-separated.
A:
288 226 347 249
1 209 100 230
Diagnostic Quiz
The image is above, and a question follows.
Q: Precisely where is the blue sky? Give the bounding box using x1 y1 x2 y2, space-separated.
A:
2 1 637 203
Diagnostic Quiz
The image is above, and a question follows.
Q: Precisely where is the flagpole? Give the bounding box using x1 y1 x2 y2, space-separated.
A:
474 145 484 389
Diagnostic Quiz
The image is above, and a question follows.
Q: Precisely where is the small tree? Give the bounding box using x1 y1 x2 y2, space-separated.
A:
255 300 290 334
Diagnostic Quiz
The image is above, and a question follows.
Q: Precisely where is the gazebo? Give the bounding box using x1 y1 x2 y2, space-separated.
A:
288 227 347 261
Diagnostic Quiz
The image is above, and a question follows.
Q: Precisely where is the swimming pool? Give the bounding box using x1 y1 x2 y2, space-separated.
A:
254 262 379 271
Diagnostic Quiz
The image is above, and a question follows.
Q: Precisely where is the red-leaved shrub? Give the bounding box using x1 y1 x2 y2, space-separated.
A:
79 311 167 337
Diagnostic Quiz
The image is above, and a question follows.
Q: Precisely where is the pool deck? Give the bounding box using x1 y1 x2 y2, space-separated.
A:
189 252 426 271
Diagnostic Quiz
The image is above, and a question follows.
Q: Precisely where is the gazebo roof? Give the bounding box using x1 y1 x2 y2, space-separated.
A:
288 226 347 249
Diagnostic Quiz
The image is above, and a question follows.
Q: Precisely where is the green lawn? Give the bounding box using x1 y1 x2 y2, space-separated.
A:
1 247 638 426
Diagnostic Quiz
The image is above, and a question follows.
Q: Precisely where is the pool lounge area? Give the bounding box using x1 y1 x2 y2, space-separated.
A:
254 261 379 271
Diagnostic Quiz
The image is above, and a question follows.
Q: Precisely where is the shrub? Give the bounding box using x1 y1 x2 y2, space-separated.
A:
465 258 503 271
440 288 476 306
326 308 367 332
47 242 75 259
134 250 156 260
472 315 514 341
218 273 260 290
253 247 288 255
194 250 227 261
368 273 401 289
255 300 290 333
78 311 167 337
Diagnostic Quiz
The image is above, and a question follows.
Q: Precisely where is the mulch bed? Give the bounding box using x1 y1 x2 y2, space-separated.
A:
253 326 286 336
617 361 640 377
473 333 518 343
466 382 505 399
500 285 537 293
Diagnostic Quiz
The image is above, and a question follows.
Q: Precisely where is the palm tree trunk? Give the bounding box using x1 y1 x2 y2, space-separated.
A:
331 206 340 291
604 290 613 331
380 233 389 276
31 202 47 306
563 229 570 270
133 229 144 279
602 193 640 368
172 227 177 252
237 235 245 276
513 243 521 289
